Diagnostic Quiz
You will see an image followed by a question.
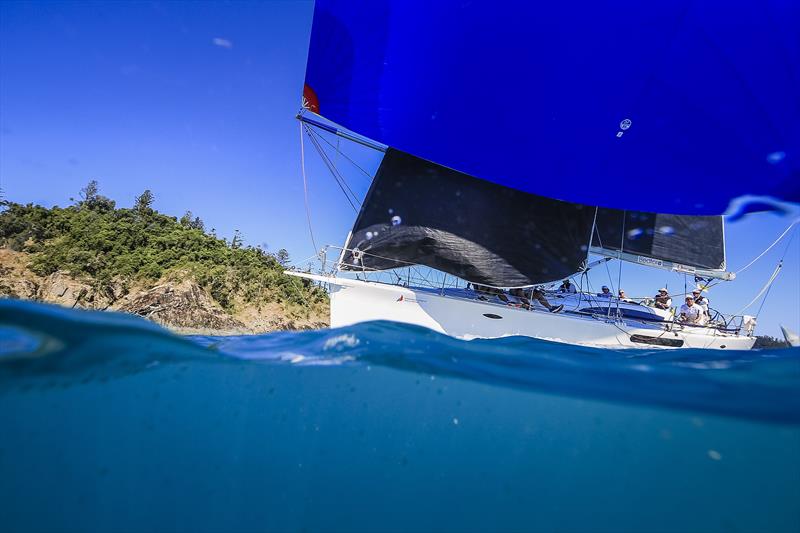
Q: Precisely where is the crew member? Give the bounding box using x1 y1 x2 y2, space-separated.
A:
597 285 612 298
679 296 702 324
692 289 710 314
654 288 672 310
512 287 563 313
559 279 577 294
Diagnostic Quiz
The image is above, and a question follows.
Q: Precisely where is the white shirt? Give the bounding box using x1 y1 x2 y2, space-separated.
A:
559 284 577 294
680 303 701 323
695 296 710 314
597 291 612 298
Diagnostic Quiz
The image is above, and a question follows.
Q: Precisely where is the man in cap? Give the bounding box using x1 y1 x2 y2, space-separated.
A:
692 288 710 324
654 288 672 310
559 279 577 294
597 285 612 298
679 296 702 324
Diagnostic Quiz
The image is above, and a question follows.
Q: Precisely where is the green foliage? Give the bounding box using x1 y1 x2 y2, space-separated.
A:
753 335 790 349
134 189 155 215
0 181 327 312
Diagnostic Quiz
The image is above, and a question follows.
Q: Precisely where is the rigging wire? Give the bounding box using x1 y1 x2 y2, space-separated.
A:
736 261 783 316
307 126 362 209
304 125 360 212
734 217 799 275
305 125 361 197
305 125 360 208
307 127 365 208
591 223 617 299
696 217 799 296
310 126 376 180
299 121 319 254
613 211 625 318
735 223 797 318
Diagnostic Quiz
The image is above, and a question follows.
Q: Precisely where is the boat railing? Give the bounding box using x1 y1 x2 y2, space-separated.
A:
297 245 756 336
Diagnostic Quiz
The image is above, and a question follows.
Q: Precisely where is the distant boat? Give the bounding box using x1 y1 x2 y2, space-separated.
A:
285 1 800 350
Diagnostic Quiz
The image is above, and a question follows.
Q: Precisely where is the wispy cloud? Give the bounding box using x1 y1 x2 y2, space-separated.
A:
212 37 233 49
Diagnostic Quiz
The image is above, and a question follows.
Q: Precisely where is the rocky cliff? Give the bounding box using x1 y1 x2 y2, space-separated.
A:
0 248 328 334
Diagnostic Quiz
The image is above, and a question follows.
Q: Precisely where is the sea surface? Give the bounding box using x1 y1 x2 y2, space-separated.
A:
1 299 799 533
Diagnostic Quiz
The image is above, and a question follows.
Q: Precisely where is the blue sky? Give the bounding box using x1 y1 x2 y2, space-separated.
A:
1 1 798 337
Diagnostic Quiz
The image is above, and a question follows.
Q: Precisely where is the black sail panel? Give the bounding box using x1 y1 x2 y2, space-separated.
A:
341 149 596 288
593 208 725 270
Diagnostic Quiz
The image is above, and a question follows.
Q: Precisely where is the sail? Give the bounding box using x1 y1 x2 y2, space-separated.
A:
340 149 596 288
591 208 728 276
304 1 800 214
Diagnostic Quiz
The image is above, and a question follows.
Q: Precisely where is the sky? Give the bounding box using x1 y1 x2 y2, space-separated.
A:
1 0 798 337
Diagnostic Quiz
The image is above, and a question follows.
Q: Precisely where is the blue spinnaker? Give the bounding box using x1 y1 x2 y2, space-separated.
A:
304 1 799 214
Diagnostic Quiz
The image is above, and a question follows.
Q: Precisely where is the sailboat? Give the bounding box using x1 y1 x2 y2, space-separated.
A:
288 1 800 350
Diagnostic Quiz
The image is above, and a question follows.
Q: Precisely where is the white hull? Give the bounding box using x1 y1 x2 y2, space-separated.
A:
290 273 756 350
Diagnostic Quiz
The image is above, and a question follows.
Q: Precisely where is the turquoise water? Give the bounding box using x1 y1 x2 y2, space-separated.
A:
1 299 799 532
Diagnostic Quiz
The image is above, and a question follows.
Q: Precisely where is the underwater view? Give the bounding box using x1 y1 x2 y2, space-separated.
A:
2 300 799 532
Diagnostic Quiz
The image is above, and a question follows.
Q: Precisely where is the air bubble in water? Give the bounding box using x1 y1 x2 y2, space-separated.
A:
391 215 402 226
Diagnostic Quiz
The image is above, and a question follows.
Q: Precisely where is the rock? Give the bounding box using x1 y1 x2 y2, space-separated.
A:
1 247 329 333
118 279 244 331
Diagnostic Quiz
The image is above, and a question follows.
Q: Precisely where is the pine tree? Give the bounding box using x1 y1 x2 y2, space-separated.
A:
134 189 155 214
275 248 290 267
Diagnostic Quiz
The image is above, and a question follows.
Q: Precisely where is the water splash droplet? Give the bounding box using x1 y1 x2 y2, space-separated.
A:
365 231 374 240
391 215 402 226
627 228 644 240
658 226 675 235
766 151 786 165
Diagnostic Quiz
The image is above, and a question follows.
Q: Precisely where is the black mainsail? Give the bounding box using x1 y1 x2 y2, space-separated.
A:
340 149 596 288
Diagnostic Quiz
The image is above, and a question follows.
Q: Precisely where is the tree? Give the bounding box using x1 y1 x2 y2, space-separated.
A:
80 180 99 204
134 189 155 214
230 229 243 250
77 180 115 211
275 248 290 267
180 210 204 231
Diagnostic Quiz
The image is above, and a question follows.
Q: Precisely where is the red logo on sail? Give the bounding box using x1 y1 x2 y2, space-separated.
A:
302 84 319 113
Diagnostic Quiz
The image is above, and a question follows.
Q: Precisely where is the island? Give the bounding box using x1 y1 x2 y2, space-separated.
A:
0 181 329 334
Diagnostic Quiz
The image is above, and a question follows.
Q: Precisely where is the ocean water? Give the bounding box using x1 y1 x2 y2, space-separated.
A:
1 299 799 533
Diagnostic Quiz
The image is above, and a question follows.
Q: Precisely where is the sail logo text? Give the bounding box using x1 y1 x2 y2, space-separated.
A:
636 256 663 267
